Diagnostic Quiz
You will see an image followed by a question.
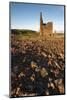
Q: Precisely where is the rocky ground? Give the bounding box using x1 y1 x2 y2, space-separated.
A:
10 35 65 97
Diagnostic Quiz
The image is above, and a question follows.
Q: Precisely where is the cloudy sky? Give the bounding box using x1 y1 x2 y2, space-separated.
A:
10 2 65 32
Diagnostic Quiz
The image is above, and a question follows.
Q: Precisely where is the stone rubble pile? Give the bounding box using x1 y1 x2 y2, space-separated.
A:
11 37 65 97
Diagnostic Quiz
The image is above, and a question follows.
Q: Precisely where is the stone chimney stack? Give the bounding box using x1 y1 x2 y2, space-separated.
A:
40 12 43 36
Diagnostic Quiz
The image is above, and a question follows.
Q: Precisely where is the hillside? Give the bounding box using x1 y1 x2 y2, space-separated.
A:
11 29 39 35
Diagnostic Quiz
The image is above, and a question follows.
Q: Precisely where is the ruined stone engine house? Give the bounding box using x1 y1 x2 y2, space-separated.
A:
40 12 53 36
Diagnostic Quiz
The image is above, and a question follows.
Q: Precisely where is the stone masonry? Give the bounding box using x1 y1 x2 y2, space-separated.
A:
40 12 53 36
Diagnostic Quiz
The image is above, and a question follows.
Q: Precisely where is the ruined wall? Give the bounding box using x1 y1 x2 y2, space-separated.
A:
43 22 53 35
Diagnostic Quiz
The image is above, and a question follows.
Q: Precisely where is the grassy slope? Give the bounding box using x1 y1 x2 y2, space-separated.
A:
11 29 64 40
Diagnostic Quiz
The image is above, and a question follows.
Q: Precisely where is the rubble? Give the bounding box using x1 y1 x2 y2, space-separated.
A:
40 67 48 78
11 36 65 97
